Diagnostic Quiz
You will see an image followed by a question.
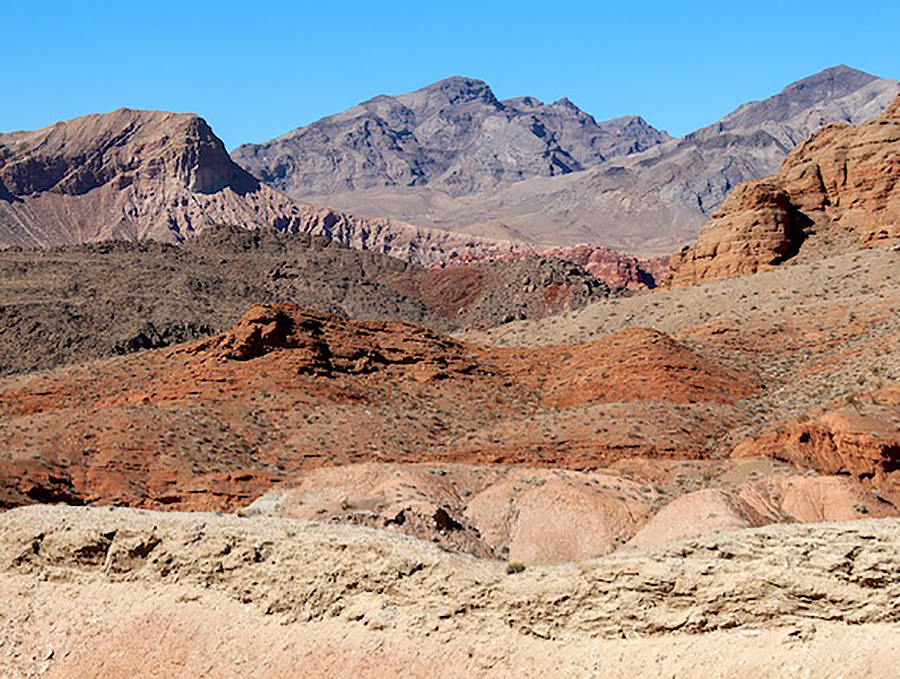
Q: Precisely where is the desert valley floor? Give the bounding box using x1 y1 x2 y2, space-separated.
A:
2 67 900 677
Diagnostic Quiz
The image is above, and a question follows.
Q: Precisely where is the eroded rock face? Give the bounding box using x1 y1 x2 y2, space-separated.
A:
0 304 756 511
732 386 900 505
668 94 900 286
197 303 478 378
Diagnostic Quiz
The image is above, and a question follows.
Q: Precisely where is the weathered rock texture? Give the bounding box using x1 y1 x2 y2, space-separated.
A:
0 224 609 376
668 93 900 285
4 506 900 677
5 506 900 642
732 385 900 506
232 76 670 198
0 303 754 511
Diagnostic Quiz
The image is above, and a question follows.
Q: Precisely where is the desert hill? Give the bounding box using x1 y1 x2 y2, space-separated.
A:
668 93 900 285
0 302 751 511
0 224 609 377
261 66 900 254
5 234 900 560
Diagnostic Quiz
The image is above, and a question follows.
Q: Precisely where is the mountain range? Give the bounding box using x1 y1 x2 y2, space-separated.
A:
0 65 896 274
0 109 524 264
232 77 670 197
234 66 900 254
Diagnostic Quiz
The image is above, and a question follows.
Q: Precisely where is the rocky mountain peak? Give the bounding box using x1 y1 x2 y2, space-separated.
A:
232 78 670 198
719 65 886 131
418 75 499 105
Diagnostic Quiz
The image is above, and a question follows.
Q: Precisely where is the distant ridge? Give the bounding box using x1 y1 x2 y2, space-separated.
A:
231 76 670 198
0 108 524 264
235 66 900 255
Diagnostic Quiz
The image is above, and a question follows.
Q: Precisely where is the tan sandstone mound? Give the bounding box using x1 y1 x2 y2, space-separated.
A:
244 463 657 565
668 94 900 286
4 506 900 676
627 475 897 549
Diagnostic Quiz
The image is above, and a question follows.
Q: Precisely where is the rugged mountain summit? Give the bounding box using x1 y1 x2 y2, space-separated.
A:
667 93 900 285
0 108 670 286
265 67 899 254
232 76 670 198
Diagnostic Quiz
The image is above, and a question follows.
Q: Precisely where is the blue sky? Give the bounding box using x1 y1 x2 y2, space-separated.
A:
2 0 898 149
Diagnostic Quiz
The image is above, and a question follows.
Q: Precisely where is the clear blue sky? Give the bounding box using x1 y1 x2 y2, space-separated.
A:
2 0 898 149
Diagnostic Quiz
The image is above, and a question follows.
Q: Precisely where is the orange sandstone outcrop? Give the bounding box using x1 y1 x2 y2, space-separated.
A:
732 386 900 504
0 304 755 511
668 94 900 286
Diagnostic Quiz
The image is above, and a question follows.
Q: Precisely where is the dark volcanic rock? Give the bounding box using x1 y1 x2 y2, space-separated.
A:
0 225 610 376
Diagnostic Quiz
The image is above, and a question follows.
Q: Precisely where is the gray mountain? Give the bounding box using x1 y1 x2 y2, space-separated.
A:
241 66 899 255
231 77 670 198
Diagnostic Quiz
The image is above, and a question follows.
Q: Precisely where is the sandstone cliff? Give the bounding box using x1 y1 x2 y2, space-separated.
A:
668 93 900 286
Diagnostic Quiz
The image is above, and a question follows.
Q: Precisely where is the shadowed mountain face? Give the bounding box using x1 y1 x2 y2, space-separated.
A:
231 76 670 198
239 66 900 255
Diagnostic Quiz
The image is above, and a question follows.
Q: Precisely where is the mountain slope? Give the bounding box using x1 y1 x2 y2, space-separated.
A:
261 66 899 255
231 76 669 198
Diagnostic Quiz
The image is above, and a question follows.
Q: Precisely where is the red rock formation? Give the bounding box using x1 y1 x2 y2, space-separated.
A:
445 244 669 290
732 386 900 505
0 304 755 510
537 244 670 290
668 94 900 286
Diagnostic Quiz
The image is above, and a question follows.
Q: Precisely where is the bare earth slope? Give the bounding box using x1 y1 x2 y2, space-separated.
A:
0 303 750 511
3 505 900 677
0 224 609 376
290 66 900 254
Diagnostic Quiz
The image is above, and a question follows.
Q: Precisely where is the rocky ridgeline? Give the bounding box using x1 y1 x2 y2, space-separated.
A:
0 224 611 376
232 76 669 198
0 108 524 264
231 67 900 255
0 107 664 292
